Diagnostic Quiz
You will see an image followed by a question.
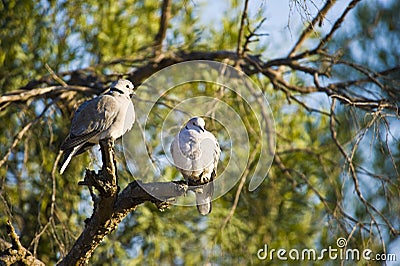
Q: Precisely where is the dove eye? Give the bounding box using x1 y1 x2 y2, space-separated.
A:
126 85 130 88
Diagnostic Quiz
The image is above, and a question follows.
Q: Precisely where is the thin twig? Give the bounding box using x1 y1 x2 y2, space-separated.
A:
220 141 260 230
45 63 68 87
0 103 52 169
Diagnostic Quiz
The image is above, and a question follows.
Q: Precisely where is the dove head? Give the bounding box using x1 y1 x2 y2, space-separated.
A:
110 79 135 98
185 117 205 132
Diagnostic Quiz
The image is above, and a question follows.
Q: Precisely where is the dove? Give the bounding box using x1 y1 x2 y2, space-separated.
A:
171 117 221 215
59 79 135 174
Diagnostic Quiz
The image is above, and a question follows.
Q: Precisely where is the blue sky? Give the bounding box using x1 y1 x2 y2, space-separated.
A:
198 0 355 57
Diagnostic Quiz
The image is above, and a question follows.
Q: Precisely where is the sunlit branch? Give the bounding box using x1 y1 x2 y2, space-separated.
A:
58 139 187 265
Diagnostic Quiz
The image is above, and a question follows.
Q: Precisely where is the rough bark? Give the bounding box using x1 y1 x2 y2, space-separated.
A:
0 221 45 266
54 139 187 265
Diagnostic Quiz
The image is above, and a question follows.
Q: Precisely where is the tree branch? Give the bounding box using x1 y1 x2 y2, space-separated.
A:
154 0 172 57
236 0 249 56
288 0 336 57
316 0 361 50
0 220 45 266
58 139 187 265
0 85 97 111
2 50 398 116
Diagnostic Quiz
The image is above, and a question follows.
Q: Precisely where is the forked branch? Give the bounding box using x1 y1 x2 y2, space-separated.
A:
57 139 187 265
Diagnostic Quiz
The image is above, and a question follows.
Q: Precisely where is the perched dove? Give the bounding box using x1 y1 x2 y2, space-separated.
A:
170 117 221 215
59 79 135 174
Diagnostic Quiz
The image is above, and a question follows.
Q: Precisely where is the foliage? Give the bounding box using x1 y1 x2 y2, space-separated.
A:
0 0 399 264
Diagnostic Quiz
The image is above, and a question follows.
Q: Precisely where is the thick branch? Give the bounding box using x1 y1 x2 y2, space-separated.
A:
58 139 187 265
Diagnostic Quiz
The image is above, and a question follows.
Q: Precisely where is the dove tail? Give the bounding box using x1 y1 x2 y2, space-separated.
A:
196 198 212 215
59 146 80 174
195 182 214 215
